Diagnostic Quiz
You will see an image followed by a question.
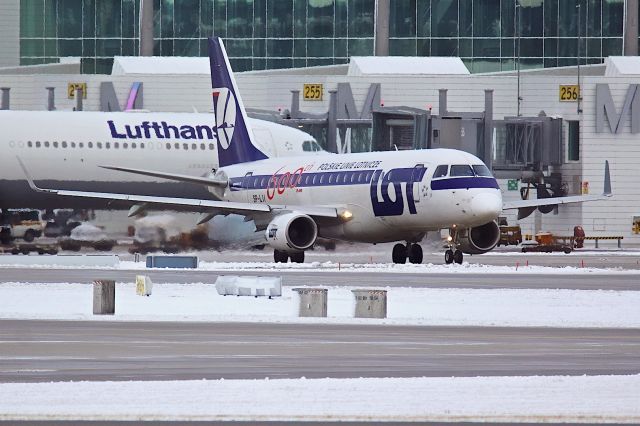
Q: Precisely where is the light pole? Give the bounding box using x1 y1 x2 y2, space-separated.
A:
576 3 583 114
515 4 522 117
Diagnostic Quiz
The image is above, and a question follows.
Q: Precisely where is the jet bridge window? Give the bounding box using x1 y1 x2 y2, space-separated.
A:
450 165 475 177
433 165 449 178
472 165 492 177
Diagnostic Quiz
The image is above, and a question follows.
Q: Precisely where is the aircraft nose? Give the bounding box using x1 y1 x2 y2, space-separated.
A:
471 192 502 220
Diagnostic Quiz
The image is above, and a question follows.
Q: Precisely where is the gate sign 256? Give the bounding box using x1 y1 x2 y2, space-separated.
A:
303 83 323 101
559 85 580 102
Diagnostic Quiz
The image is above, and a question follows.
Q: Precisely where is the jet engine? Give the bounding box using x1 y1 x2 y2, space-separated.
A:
265 213 318 252
457 221 500 254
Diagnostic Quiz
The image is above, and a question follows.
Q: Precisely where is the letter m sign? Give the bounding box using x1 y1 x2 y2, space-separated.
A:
596 84 640 133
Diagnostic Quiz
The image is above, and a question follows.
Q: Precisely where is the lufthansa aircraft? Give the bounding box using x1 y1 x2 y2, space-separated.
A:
1 109 323 209
21 38 612 264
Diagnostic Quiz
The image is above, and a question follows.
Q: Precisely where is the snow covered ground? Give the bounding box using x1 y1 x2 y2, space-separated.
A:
1 282 639 327
0 374 638 422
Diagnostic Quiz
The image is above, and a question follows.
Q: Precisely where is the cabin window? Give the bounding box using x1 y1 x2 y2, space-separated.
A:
166 143 171 149
78 142 83 148
472 165 492 177
27 141 32 148
87 142 93 148
200 143 205 150
113 142 119 149
105 142 110 149
191 143 197 150
44 141 50 148
97 142 102 149
133 143 138 149
320 174 325 184
53 141 58 148
450 165 475 177
71 142 76 148
433 165 448 178
61 141 67 148
174 143 180 149
312 174 318 185
183 143 188 150
209 143 214 150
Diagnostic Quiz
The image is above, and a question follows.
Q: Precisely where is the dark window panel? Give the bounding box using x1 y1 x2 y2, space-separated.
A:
417 0 431 37
336 0 348 37
122 39 136 56
254 38 266 56
500 58 515 71
229 58 252 71
57 0 82 38
214 0 227 37
80 57 96 73
587 0 602 37
459 0 472 37
267 58 294 69
267 39 293 57
174 38 200 56
21 0 45 37
587 57 602 64
44 0 56 37
519 38 543 57
200 0 214 37
473 38 499 57
122 0 138 38
20 39 44 57
432 0 457 37
417 38 430 55
96 1 122 37
567 121 579 161
348 38 373 55
335 38 347 57
308 38 333 57
501 0 514 37
602 37 622 56
544 37 557 57
160 39 173 55
160 0 174 38
472 58 500 72
543 0 558 36
558 0 579 37
308 0 334 37
82 38 96 56
431 38 458 56
294 0 306 37
602 0 623 36
349 0 374 37
558 37 578 57
253 57 267 69
543 57 558 68
500 38 514 57
558 57 576 66
389 38 417 56
307 58 334 66
460 38 472 57
520 57 543 70
96 39 122 56
153 39 161 55
519 2 543 37
294 39 305 57
95 58 114 74
267 0 293 37
254 0 266 37
227 0 253 37
226 38 253 56
44 38 57 57
175 0 200 38
587 38 602 57
293 58 307 67
153 0 162 38
473 0 499 37
390 0 416 37
58 39 82 56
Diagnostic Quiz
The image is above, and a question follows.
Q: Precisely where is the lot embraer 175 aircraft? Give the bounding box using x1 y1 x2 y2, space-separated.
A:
21 38 612 264
0 110 323 209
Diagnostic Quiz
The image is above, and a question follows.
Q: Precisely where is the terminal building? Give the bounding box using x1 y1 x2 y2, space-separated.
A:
1 0 640 245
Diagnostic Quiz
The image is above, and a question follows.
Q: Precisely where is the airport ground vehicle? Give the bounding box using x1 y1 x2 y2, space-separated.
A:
58 223 116 252
0 209 45 243
7 243 58 255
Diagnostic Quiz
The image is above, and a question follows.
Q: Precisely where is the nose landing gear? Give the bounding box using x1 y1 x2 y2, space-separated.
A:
392 242 423 264
444 248 464 264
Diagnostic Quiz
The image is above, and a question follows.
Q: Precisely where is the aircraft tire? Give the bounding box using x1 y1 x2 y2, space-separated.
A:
392 243 407 264
23 230 35 243
290 251 305 263
453 249 463 264
444 249 454 264
408 244 423 264
274 250 289 263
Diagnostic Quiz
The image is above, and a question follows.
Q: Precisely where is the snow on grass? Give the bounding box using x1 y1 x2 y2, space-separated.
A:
1 282 639 328
0 374 638 422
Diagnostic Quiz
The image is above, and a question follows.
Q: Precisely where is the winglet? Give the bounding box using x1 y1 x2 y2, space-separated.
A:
16 156 57 194
604 160 612 196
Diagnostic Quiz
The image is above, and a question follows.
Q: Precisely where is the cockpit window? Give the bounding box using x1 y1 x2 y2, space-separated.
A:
302 140 323 152
450 165 475 177
433 165 449 178
472 164 493 177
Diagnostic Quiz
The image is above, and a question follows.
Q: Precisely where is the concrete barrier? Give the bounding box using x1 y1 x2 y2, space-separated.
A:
93 280 115 315
135 275 153 296
0 254 119 267
146 255 198 269
215 275 282 298
293 288 328 317
352 289 387 319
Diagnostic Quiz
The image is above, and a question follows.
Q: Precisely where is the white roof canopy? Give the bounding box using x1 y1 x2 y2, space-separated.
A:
604 57 640 76
112 56 211 75
348 56 470 76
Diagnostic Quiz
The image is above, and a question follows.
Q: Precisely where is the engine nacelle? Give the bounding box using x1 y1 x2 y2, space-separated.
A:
265 213 318 252
457 221 500 255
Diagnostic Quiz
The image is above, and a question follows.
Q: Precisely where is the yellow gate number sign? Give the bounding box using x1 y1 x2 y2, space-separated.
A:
559 85 580 102
303 83 323 101
68 82 87 99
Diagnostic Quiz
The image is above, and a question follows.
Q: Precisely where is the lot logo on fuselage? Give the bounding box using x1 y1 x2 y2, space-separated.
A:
370 166 427 217
212 88 236 150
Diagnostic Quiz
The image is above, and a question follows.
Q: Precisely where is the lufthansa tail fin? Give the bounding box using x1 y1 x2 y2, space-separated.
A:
208 37 268 168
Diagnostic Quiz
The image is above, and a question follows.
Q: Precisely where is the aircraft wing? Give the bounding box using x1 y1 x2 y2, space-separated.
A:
100 165 228 189
502 161 612 210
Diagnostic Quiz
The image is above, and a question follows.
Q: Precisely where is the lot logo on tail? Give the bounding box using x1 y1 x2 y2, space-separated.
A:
212 88 236 150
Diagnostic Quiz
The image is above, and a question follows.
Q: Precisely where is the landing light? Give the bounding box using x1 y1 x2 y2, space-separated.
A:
339 210 353 221
447 235 453 242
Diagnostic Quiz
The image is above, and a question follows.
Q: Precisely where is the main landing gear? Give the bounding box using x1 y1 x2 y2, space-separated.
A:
392 242 423 264
274 249 305 263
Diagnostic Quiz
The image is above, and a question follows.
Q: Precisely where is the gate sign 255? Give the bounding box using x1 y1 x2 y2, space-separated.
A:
303 83 323 101
559 85 580 102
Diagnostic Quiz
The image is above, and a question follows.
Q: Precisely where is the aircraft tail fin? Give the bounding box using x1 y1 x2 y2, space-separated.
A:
208 37 268 168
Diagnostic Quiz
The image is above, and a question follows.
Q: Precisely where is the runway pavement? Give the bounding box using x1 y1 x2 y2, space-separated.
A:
1 320 638 383
0 266 639 290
